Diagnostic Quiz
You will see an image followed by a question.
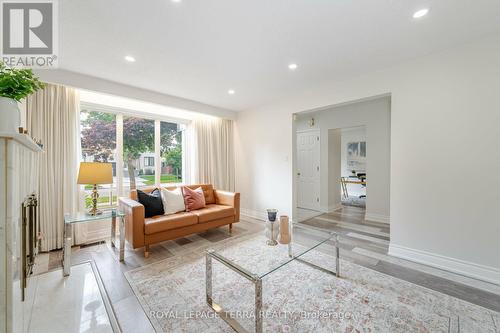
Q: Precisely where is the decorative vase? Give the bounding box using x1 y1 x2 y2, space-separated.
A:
266 209 278 222
0 97 21 133
266 219 279 246
278 215 291 244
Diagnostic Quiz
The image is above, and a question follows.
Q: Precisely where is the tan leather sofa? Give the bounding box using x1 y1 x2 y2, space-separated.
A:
119 184 240 257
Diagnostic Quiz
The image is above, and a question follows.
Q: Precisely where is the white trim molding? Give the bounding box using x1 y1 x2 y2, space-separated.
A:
35 69 237 120
389 244 500 286
364 212 390 224
296 210 323 223
321 203 342 214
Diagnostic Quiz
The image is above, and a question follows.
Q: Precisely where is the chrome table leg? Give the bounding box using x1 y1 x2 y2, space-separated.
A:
255 277 263 333
63 223 72 276
335 234 340 278
206 251 213 304
288 220 293 258
206 249 262 333
119 216 125 261
111 214 116 247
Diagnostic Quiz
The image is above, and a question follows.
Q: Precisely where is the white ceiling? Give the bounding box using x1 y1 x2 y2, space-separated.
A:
59 0 500 111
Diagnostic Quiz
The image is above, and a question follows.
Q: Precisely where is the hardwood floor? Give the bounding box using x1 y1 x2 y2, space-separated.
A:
34 207 500 332
37 221 263 332
301 205 500 311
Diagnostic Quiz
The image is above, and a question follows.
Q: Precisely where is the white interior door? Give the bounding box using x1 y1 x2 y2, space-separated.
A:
297 130 320 210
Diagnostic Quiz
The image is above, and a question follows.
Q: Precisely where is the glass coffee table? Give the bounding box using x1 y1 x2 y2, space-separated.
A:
205 222 340 333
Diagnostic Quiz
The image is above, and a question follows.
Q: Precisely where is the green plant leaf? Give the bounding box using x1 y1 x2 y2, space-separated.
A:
0 61 45 101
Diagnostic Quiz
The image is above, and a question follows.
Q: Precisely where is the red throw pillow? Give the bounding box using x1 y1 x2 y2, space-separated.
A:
182 186 206 211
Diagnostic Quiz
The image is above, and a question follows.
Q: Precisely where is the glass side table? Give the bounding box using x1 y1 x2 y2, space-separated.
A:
63 210 126 276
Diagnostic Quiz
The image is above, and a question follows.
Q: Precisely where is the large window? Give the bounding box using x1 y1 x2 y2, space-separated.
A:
80 107 185 206
80 110 118 208
160 121 183 186
123 116 155 191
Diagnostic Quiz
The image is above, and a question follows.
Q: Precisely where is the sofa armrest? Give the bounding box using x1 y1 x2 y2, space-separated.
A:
214 190 240 222
119 197 145 248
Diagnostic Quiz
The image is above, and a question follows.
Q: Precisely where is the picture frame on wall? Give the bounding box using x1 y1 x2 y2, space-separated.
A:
347 141 366 172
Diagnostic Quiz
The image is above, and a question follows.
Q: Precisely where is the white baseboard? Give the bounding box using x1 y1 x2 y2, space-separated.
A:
242 207 325 223
296 210 323 222
240 208 267 221
364 212 390 224
389 244 500 286
321 203 342 213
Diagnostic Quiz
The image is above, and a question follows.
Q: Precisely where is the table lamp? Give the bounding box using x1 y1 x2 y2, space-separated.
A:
77 162 113 216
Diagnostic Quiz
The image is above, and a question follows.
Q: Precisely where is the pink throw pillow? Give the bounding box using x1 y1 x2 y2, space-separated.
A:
182 186 206 211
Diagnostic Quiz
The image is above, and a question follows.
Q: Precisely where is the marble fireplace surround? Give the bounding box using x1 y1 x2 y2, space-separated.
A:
27 261 120 333
125 234 500 332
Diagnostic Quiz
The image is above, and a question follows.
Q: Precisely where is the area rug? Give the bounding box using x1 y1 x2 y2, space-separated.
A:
125 235 500 332
341 196 366 208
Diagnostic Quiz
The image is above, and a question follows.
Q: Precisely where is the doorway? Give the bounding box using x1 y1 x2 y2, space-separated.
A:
292 95 391 225
340 126 367 208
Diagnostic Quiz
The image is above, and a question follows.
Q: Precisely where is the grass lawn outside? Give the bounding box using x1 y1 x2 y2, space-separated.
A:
84 174 181 189
140 174 181 185
85 195 117 208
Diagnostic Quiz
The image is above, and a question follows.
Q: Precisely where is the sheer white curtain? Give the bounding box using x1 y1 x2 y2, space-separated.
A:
27 84 84 251
187 117 235 191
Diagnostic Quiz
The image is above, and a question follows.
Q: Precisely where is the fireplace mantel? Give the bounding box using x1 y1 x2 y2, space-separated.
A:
0 135 41 333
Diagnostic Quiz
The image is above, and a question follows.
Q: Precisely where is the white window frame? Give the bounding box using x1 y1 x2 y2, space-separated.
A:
80 101 189 207
144 156 154 167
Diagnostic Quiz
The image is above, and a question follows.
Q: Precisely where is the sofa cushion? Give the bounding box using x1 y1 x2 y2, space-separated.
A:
144 212 198 235
191 204 235 223
184 184 215 204
137 189 164 218
182 186 206 211
160 187 186 215
132 184 216 204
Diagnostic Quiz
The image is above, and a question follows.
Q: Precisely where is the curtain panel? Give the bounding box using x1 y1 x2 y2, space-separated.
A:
27 84 83 251
188 118 235 191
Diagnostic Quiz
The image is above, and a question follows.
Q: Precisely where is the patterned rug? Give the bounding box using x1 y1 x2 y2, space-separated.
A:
341 196 366 208
125 234 500 332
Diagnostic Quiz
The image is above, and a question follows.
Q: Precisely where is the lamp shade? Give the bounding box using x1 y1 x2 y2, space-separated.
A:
77 162 113 185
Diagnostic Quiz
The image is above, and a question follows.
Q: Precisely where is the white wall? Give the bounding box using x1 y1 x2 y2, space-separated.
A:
234 34 500 284
235 106 293 221
295 98 391 221
327 129 342 211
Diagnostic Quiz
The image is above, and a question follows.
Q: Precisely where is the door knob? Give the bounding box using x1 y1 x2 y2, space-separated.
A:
297 172 301 176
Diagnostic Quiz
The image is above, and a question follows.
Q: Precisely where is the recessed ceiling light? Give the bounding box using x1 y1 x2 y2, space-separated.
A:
228 89 235 95
413 8 429 19
288 63 298 70
171 0 181 2
124 55 136 62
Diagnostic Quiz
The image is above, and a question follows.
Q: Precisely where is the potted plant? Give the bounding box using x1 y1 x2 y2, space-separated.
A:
0 61 45 133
